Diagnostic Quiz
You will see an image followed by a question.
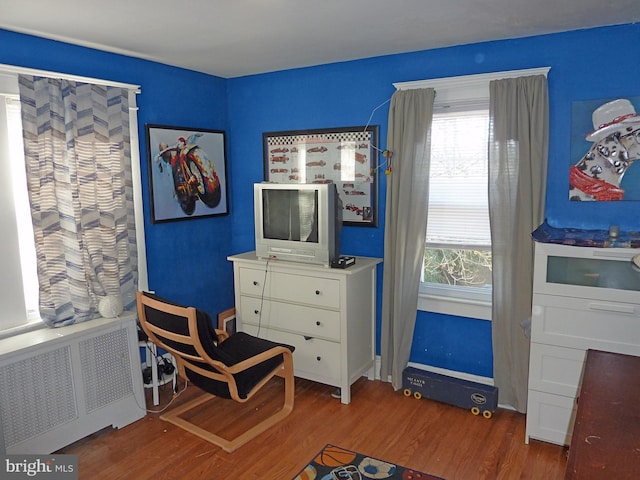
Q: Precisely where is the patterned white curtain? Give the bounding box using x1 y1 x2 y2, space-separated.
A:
18 75 138 327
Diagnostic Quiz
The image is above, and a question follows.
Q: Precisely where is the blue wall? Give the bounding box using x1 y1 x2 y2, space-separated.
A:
2 23 640 379
0 29 234 317
225 23 640 378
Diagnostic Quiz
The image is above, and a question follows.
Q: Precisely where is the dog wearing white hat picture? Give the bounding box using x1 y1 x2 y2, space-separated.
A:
569 98 640 201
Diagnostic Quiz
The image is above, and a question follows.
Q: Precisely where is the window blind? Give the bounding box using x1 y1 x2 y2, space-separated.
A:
426 108 491 248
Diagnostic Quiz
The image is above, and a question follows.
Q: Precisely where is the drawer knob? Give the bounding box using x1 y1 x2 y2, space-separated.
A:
315 290 320 295
316 321 321 326
253 281 259 286
316 356 321 362
254 309 259 315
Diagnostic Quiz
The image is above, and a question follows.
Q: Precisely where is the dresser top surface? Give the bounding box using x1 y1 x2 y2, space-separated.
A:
228 251 382 274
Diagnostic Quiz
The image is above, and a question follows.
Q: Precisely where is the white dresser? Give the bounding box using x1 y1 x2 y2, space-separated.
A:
228 252 382 404
525 242 640 446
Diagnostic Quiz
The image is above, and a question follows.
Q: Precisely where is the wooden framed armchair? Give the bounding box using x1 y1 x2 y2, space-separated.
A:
136 291 295 452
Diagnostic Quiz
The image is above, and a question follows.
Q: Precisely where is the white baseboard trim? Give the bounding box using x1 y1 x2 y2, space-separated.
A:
374 356 494 386
406 361 495 386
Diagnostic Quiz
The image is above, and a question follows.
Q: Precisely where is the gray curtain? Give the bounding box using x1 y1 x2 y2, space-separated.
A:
381 88 435 389
18 75 138 327
488 75 548 412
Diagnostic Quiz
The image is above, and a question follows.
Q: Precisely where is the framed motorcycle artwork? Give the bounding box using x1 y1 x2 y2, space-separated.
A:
145 124 229 223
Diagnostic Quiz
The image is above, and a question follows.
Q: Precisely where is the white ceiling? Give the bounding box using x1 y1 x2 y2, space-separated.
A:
1 0 638 78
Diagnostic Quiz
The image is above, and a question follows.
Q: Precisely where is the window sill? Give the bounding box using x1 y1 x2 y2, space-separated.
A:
0 320 45 341
417 287 492 321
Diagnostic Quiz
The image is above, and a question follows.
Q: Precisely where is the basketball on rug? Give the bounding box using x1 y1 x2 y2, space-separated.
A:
293 444 444 480
315 445 357 467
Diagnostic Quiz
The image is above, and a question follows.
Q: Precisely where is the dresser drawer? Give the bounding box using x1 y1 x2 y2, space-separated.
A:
526 390 576 446
239 296 340 341
238 267 340 309
533 242 640 304
531 294 640 353
528 343 586 398
242 325 340 382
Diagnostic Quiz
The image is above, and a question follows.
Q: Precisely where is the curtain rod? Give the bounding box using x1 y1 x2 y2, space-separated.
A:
393 67 550 91
0 63 141 93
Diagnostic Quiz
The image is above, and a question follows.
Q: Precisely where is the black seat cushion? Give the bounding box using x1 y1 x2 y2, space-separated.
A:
186 332 294 399
140 292 294 399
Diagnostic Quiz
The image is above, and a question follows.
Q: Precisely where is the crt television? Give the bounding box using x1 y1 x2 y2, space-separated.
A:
254 182 342 267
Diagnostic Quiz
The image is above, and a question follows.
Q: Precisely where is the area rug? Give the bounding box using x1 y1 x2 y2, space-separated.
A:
292 444 444 479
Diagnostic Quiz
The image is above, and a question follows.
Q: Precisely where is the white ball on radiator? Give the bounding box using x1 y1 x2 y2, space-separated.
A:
98 295 124 318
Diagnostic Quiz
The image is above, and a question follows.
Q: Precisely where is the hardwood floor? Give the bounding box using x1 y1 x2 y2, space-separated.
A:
58 377 568 479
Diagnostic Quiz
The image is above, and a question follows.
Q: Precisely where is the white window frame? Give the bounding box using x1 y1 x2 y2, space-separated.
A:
393 67 549 321
0 64 148 338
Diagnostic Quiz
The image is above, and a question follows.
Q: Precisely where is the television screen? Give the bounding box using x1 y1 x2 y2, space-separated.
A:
262 189 318 242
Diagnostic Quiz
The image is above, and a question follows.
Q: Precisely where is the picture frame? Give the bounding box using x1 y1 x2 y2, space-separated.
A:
569 96 640 201
217 307 237 336
146 124 229 223
263 125 379 227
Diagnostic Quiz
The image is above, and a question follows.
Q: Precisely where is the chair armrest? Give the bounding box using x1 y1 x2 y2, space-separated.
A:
215 329 230 342
227 346 293 374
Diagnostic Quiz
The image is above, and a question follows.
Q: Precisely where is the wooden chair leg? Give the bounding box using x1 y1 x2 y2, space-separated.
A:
160 369 294 453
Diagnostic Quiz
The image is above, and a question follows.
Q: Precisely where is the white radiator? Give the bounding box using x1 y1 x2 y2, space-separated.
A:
0 313 146 454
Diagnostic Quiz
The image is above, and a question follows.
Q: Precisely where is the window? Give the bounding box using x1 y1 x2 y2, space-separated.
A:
421 103 492 319
393 68 549 320
0 72 42 335
0 68 148 337
2 96 39 327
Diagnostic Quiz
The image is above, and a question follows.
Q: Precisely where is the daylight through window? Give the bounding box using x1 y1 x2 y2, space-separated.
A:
0 67 147 337
423 106 492 291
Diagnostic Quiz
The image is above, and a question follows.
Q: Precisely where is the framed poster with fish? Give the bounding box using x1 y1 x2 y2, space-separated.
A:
262 125 379 227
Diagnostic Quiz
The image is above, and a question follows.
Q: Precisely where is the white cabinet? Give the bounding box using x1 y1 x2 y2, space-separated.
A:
228 252 381 404
0 314 145 454
525 242 640 446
